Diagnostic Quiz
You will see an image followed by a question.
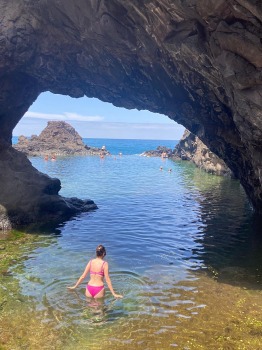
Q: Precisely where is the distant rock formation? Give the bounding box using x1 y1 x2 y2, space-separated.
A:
140 146 173 158
14 121 110 157
173 130 232 177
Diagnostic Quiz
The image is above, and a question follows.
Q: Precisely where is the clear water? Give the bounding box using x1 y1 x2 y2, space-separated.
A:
2 140 262 349
12 136 177 155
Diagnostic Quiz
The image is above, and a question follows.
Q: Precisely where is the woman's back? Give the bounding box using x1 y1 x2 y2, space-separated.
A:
89 258 106 284
67 244 123 299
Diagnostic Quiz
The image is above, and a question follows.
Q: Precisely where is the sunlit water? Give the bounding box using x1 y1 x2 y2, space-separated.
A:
1 140 262 349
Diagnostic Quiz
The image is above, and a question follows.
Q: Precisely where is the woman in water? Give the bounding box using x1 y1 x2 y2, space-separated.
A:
67 245 123 299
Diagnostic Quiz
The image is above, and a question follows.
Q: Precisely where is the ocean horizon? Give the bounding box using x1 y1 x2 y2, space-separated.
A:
12 136 179 155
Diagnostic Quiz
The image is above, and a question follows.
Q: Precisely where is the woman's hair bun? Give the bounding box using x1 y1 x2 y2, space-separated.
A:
96 244 106 257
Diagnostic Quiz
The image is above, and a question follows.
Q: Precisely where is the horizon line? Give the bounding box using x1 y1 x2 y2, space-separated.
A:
12 135 180 141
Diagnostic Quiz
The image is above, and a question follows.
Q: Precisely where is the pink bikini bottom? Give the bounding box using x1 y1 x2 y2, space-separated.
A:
86 284 105 297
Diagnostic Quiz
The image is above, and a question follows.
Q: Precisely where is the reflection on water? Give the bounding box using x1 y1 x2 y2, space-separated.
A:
193 174 262 289
1 155 262 349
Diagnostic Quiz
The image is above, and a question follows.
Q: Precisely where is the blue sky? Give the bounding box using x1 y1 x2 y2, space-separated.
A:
14 92 185 140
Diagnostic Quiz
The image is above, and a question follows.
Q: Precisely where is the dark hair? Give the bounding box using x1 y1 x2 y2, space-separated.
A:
96 244 106 257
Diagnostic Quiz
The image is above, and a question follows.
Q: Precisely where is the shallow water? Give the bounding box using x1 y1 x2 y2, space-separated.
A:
1 152 262 349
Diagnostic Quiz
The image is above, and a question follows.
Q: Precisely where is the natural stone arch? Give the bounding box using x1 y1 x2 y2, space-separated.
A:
0 0 262 228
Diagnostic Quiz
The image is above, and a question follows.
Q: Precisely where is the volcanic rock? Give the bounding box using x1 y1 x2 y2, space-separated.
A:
0 0 262 222
140 146 173 158
173 130 232 177
0 146 97 230
14 121 110 157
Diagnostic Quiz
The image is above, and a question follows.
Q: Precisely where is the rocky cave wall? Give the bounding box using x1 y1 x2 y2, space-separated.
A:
173 129 233 177
0 0 262 227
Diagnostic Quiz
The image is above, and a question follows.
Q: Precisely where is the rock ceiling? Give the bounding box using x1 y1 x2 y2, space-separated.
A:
0 0 261 226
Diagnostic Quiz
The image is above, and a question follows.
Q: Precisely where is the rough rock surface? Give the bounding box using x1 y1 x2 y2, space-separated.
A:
140 146 173 158
0 0 262 221
0 146 97 230
173 130 233 176
14 121 110 157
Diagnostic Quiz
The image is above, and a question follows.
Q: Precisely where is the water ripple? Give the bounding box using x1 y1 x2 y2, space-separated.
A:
5 153 262 348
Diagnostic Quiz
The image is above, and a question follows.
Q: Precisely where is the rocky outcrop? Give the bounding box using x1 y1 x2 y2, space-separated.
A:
173 130 233 176
0 146 97 230
141 131 232 177
14 121 110 157
0 0 262 220
140 146 173 158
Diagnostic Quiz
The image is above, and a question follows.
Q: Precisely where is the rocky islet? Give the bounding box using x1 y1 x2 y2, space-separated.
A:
14 121 110 157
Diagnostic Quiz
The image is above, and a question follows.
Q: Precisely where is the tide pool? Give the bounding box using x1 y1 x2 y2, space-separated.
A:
1 142 262 349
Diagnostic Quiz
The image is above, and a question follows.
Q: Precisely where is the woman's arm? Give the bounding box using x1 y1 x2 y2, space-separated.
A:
104 262 123 298
67 260 91 289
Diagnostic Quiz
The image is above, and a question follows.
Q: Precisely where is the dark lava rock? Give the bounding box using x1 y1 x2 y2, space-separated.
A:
14 121 110 157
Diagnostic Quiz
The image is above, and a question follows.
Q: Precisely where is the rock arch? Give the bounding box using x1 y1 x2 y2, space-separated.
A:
0 0 262 227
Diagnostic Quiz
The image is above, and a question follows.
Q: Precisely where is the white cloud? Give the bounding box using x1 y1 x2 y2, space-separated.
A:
14 116 185 140
24 111 104 122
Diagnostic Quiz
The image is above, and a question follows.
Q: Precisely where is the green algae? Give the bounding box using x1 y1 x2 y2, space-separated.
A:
0 231 31 272
1 233 262 349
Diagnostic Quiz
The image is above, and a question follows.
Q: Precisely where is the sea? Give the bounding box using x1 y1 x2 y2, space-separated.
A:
12 136 177 155
2 137 262 349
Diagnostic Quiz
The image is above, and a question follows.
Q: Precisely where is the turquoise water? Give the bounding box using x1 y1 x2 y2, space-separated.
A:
3 139 262 349
12 136 177 155
83 138 177 155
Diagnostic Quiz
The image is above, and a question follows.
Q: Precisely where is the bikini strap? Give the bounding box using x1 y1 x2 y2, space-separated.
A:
101 261 106 272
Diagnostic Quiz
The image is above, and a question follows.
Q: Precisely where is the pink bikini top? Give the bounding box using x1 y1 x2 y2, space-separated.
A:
90 260 105 276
